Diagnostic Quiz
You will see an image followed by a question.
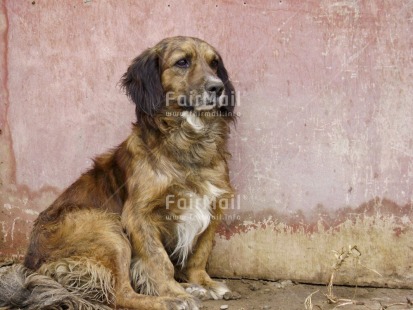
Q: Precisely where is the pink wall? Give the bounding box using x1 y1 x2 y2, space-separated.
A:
1 0 412 287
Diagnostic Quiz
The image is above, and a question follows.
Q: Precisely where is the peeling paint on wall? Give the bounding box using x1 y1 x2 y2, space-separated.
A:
1 0 412 287
209 199 413 288
210 212 413 288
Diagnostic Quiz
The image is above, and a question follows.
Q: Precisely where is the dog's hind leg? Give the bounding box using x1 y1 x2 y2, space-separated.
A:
38 257 115 307
38 225 197 310
115 273 199 310
29 209 195 309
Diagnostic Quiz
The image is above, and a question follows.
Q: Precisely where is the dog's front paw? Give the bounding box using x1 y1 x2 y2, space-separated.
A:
203 280 231 300
175 294 200 310
182 283 210 300
160 295 200 310
185 270 231 300
182 280 230 300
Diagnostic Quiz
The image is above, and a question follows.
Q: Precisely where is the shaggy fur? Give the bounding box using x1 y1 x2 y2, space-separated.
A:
0 264 109 310
0 36 235 310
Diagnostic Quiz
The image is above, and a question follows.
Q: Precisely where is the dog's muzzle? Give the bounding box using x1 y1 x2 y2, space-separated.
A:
194 78 224 111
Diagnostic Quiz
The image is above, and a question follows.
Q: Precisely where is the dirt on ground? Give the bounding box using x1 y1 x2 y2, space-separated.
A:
202 279 413 310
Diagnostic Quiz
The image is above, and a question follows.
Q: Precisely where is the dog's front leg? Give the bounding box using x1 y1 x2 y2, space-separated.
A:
182 214 231 300
122 204 199 308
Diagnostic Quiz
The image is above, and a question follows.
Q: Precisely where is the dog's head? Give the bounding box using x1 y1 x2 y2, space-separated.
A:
121 36 235 126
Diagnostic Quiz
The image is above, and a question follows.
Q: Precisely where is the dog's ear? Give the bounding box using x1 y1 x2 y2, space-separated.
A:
216 56 236 114
121 48 164 119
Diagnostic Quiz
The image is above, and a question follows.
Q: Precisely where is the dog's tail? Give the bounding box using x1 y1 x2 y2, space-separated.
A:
0 263 111 310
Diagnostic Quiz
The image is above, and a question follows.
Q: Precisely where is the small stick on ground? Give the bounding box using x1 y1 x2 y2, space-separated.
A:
325 245 364 304
304 245 367 309
304 290 320 310
305 245 412 309
379 297 413 309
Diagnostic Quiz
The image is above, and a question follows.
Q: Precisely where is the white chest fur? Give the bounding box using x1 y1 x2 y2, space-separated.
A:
171 182 226 266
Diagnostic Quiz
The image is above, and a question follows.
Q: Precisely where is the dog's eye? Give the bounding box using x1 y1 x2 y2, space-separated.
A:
210 59 219 69
175 58 190 68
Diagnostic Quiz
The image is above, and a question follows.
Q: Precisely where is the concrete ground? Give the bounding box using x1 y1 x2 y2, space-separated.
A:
202 279 413 310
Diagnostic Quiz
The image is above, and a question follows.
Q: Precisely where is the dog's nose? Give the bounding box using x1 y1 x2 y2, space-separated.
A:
206 80 224 97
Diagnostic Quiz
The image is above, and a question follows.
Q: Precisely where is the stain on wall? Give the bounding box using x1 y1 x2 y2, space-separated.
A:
210 198 413 288
0 0 412 287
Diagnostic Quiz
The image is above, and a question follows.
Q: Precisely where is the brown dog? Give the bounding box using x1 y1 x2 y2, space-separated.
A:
0 36 236 310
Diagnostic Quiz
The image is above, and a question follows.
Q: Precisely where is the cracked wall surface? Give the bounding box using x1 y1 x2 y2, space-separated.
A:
1 0 412 287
